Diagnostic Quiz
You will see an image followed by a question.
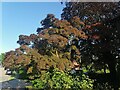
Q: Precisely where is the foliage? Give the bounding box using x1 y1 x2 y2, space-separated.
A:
0 53 5 64
3 15 87 78
62 2 120 22
3 47 73 80
31 68 94 89
61 2 120 89
2 2 120 89
62 1 120 79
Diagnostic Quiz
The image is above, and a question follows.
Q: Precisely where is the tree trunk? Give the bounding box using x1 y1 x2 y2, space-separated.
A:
102 51 118 90
107 56 118 90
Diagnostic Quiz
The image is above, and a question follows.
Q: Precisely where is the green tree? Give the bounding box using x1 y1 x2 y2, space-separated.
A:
0 53 5 64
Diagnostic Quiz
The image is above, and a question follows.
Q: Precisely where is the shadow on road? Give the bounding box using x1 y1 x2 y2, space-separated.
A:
0 79 31 90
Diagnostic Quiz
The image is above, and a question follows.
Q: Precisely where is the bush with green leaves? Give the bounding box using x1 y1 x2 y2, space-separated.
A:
31 68 94 89
0 53 5 64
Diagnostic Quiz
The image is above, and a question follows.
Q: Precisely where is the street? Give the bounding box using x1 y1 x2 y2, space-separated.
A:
0 66 31 90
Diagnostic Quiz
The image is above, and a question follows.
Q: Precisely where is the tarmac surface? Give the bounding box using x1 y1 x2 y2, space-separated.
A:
0 65 31 90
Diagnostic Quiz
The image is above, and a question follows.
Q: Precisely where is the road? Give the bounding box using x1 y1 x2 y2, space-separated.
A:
0 66 31 90
0 66 12 82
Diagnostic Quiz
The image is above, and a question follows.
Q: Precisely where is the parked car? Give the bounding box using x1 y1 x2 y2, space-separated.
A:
6 68 12 75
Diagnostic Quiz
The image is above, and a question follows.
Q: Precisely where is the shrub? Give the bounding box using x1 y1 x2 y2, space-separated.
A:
31 68 94 89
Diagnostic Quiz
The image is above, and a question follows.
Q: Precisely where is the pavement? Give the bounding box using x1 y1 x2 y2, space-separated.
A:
0 65 31 90
0 66 12 82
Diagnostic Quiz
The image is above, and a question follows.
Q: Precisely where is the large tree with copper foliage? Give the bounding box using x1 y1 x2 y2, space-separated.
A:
2 2 120 89
3 14 95 89
61 2 120 90
3 14 88 79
